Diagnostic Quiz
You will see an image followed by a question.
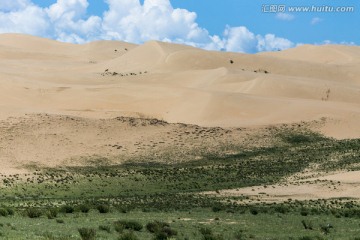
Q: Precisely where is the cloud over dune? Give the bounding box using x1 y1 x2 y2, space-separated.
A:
0 0 294 52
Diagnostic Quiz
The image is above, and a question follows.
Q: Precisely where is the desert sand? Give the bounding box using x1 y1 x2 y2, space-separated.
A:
203 170 360 202
1 33 360 200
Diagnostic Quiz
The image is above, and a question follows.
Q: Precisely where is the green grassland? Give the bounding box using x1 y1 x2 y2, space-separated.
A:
1 127 360 239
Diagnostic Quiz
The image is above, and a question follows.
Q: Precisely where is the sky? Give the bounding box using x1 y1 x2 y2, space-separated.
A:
0 0 359 53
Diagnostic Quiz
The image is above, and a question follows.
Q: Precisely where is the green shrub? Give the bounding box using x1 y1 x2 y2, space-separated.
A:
26 208 42 218
97 204 110 213
114 220 143 231
199 227 223 240
79 204 91 213
5 208 14 216
146 221 170 233
118 231 139 240
47 208 58 219
320 224 333 235
41 232 72 240
61 205 75 214
99 225 111 233
300 208 309 216
78 228 96 240
212 205 222 212
147 220 178 239
250 208 258 215
0 208 8 217
234 230 247 240
202 234 224 240
117 206 129 213
301 220 313 230
199 227 212 236
114 222 125 233
161 226 177 238
153 232 168 240
281 132 324 145
298 237 314 240
274 205 289 214
298 237 325 240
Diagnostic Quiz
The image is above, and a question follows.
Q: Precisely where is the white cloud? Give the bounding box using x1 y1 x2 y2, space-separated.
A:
0 0 31 11
0 3 49 36
0 0 295 52
46 0 102 43
223 26 257 53
311 17 323 25
257 34 294 52
276 13 295 21
101 0 211 45
319 40 355 46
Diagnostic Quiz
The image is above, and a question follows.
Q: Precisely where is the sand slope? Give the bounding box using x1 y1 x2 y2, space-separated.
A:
1 33 360 139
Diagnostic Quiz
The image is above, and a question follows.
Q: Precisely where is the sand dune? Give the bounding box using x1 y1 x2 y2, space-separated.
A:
1 33 360 137
261 44 360 65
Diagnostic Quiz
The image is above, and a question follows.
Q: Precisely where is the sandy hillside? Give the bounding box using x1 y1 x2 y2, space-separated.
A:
0 33 359 134
0 34 360 166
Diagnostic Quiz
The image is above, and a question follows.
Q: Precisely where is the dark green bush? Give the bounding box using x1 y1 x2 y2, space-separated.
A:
146 221 170 233
146 220 178 239
114 222 125 233
250 208 258 215
320 224 333 235
298 236 325 240
78 227 96 240
161 226 177 238
97 204 110 213
99 225 111 233
115 220 143 231
234 230 247 240
26 208 42 218
300 208 309 216
274 205 289 214
153 232 168 240
118 231 139 240
47 208 58 219
0 208 8 217
61 205 75 214
5 208 14 216
301 220 313 230
79 204 91 213
117 205 130 213
199 227 223 240
199 227 212 236
212 205 222 212
298 237 314 240
281 132 324 145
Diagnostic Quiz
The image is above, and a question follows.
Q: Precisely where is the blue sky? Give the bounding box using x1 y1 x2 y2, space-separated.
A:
171 0 359 44
1 0 359 52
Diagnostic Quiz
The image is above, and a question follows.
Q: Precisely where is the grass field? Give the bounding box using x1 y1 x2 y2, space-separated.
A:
1 126 360 239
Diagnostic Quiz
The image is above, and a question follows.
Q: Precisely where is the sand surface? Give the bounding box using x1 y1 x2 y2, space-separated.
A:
204 170 360 202
1 34 360 200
